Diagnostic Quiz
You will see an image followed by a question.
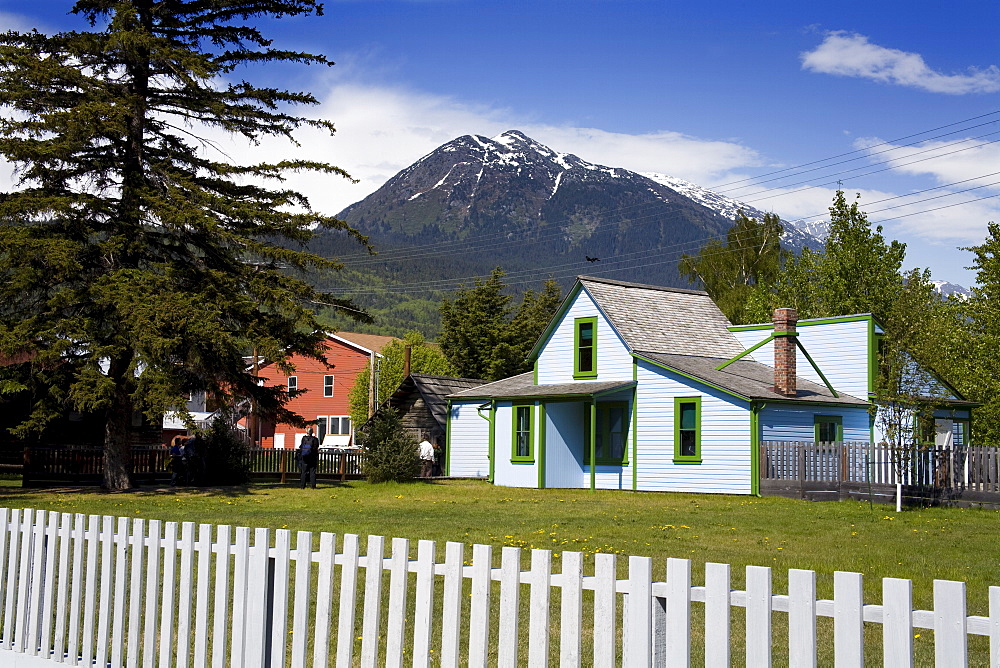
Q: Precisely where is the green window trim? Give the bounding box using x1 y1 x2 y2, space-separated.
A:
511 403 535 463
573 316 598 379
814 415 844 443
583 401 630 466
673 397 702 464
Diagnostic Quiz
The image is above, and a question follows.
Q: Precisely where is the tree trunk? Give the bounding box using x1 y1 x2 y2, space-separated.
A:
103 356 135 491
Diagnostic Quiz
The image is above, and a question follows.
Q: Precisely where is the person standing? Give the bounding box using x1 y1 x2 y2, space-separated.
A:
168 436 186 487
418 437 435 477
299 427 320 489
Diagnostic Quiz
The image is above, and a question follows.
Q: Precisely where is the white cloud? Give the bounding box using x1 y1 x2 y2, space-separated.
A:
801 32 1000 95
191 79 765 215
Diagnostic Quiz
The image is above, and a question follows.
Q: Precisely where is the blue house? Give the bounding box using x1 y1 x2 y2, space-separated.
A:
445 276 972 494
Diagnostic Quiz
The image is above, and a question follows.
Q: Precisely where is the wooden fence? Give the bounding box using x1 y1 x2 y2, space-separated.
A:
760 441 1000 505
0 507 998 667
14 447 364 487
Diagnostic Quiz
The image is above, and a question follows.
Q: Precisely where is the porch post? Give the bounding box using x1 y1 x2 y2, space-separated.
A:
589 400 597 492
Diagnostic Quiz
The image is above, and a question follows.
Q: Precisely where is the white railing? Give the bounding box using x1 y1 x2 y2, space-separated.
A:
1 507 998 667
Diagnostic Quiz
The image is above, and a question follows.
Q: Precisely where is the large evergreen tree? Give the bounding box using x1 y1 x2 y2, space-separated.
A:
0 1 366 489
439 269 562 381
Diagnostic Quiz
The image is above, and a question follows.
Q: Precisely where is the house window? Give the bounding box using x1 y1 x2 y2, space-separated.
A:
316 416 353 445
814 415 843 443
287 376 298 392
511 404 534 463
574 317 598 379
584 402 629 465
323 375 334 397
673 397 702 464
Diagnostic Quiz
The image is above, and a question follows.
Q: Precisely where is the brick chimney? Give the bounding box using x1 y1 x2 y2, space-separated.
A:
403 345 412 377
773 308 797 397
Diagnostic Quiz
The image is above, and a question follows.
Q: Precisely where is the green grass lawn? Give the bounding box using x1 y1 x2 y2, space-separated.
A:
1 477 996 616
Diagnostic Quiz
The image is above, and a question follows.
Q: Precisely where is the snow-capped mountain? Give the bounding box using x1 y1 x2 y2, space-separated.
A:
315 130 824 291
931 280 972 300
642 173 825 250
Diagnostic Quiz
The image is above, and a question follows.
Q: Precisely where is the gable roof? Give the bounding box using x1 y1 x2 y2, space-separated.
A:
380 374 488 430
331 332 399 356
529 276 746 361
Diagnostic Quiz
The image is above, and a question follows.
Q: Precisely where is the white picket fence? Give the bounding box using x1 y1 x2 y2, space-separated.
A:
1 507 998 667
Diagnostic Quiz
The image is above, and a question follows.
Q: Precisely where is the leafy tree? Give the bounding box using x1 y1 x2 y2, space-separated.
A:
439 268 562 381
759 190 907 323
0 1 366 489
678 210 786 324
347 331 456 430
359 408 420 483
952 222 1000 442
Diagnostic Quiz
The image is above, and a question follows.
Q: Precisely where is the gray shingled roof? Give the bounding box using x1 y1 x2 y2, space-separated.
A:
448 372 636 400
579 276 745 358
636 352 869 404
384 374 487 429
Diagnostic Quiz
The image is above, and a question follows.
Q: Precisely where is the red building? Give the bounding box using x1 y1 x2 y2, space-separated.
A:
256 332 397 449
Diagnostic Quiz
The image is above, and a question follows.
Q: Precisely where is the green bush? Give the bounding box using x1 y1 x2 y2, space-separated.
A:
203 417 251 485
359 409 419 483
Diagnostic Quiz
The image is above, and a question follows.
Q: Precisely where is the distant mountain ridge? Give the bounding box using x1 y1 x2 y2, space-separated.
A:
316 130 823 293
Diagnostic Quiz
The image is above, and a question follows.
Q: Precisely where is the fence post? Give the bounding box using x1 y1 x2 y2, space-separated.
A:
22 446 30 487
280 450 287 485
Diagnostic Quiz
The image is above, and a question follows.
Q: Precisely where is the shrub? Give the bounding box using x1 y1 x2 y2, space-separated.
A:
203 416 251 486
359 409 420 483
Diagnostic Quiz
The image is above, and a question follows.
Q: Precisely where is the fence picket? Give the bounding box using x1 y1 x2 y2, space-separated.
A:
883 578 913 668
833 570 863 668
125 518 145 668
291 530 312 668
194 524 213 668
934 580 967 666
440 541 464 667
746 565 772 667
528 549 552 668
625 555 652 668
335 533 360 668
2 509 21 649
269 528 291 668
244 526 271 668
360 534 385 668
142 520 161 668
67 514 88 666
788 568 817 668
28 510 48 654
559 550 583 668
211 525 231 668
15 508 36 653
704 562 730 668
109 516 129 668
467 543 492 668
990 586 999 667
39 512 59 658
175 522 196 668
497 546 521 668
53 513 73 662
664 557 690 667
228 526 250 668
592 552 616 668
94 516 114 668
312 532 336 668
158 521 178 668
412 539 436 668
385 537 410 668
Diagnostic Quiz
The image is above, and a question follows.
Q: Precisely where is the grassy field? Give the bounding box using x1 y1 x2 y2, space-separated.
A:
1 476 996 615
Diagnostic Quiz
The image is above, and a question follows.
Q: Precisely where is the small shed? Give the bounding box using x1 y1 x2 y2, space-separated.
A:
375 374 487 448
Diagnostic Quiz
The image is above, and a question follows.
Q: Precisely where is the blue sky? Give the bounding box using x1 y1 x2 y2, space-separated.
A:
5 0 1000 286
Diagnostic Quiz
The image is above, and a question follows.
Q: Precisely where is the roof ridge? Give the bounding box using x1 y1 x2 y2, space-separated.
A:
410 373 488 383
578 275 708 296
